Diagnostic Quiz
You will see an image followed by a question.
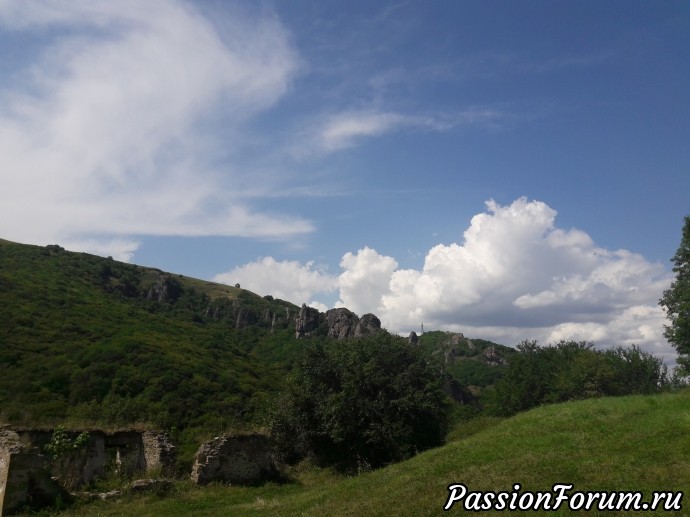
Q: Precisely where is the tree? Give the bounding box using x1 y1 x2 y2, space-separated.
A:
659 215 690 373
269 333 451 472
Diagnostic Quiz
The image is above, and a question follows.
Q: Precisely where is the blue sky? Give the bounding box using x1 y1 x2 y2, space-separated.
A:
1 1 688 361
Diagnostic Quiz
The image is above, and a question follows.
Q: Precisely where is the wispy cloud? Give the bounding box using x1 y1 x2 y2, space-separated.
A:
300 107 505 156
319 111 408 151
0 0 310 260
214 256 338 305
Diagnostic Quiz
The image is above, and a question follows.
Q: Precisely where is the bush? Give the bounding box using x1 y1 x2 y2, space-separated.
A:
270 333 451 472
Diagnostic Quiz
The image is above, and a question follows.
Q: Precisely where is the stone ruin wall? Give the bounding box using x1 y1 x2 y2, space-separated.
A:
190 433 277 486
0 427 175 515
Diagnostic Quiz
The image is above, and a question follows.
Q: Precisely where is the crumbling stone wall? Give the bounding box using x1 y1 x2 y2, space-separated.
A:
142 431 176 475
0 430 68 516
1 427 175 514
190 434 277 485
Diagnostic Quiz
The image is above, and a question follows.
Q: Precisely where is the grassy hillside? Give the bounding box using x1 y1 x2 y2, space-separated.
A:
0 239 309 452
61 390 690 516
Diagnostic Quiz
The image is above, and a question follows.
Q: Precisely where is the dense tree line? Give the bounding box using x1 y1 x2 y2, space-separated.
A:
486 340 669 416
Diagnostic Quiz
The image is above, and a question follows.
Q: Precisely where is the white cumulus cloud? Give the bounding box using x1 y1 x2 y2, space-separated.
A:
214 257 338 306
336 246 399 315
362 198 672 356
213 198 673 360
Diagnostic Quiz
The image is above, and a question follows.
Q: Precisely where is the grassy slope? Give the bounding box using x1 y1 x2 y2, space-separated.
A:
64 391 690 516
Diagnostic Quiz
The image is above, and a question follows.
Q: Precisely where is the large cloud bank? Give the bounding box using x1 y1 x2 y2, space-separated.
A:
216 198 673 360
0 0 309 261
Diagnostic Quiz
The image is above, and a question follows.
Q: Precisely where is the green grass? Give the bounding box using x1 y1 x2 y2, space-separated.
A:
58 391 690 516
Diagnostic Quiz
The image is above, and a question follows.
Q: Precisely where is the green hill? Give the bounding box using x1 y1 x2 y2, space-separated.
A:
0 239 309 447
62 391 690 516
418 330 516 391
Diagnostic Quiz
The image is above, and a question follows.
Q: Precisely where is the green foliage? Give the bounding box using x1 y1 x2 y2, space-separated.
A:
659 214 690 373
45 426 90 490
487 340 669 416
0 239 306 460
270 333 451 472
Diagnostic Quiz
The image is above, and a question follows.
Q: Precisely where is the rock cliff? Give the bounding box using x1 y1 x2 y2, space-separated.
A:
295 304 321 338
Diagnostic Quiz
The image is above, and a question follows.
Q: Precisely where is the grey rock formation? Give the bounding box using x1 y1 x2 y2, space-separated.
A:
146 274 181 303
235 308 257 329
448 333 465 345
295 304 320 338
355 313 382 337
443 379 477 406
408 331 419 345
483 345 506 366
190 434 277 486
326 308 358 339
444 347 458 364
324 308 382 340
129 478 173 494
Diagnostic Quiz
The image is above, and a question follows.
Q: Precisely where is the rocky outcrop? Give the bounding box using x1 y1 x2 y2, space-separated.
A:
325 308 358 339
129 478 174 494
295 304 320 338
448 333 465 345
75 478 173 502
323 308 382 340
443 379 478 406
190 434 277 486
293 305 383 340
483 345 506 366
355 313 382 337
146 273 182 303
235 308 257 329
408 331 419 345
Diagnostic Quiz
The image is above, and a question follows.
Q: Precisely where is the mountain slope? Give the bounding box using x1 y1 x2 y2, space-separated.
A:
0 239 305 434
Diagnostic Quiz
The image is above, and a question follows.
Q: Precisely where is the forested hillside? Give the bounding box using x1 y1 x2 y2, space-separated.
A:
0 239 307 435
